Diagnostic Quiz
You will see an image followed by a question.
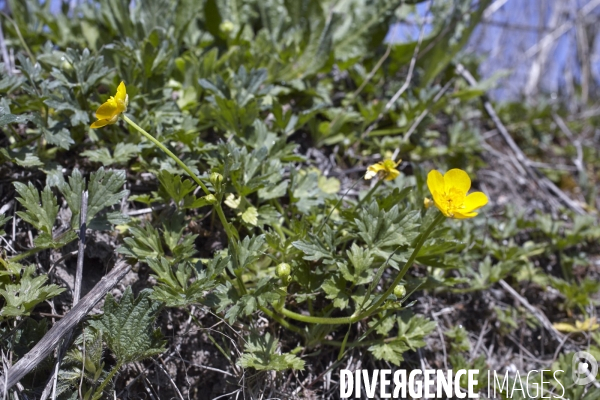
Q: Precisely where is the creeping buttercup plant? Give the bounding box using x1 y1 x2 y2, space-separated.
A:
1 0 599 398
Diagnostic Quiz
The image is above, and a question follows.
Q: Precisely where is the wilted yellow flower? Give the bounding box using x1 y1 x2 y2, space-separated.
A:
424 197 433 209
365 159 401 181
554 317 599 333
427 169 488 219
90 81 128 129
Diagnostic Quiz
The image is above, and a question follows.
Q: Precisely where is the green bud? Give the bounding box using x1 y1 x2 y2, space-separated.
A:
220 20 235 34
210 172 223 192
393 284 406 298
276 263 291 280
204 194 217 205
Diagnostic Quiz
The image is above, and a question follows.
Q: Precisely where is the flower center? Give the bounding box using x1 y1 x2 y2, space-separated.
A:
442 189 466 217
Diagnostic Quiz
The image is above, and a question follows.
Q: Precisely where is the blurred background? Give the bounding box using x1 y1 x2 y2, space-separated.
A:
387 0 600 103
4 0 599 103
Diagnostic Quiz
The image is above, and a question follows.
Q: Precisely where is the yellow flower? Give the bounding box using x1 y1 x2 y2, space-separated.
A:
90 81 128 129
423 197 433 209
427 168 488 219
365 159 401 181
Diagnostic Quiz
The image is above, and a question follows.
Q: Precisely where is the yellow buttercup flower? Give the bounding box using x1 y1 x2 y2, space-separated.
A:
427 168 488 219
365 159 401 181
90 81 128 129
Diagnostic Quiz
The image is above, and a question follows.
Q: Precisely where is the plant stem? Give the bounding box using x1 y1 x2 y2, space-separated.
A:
123 115 237 241
356 179 382 209
316 178 360 235
280 307 354 325
360 212 445 315
276 212 445 325
92 362 122 400
259 306 304 335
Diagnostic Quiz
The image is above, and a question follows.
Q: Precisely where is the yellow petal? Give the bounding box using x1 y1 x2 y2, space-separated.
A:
90 118 112 129
432 196 450 217
384 168 400 181
427 170 446 209
444 169 471 195
115 81 127 104
95 98 119 120
427 170 445 195
452 210 478 219
367 163 385 174
463 192 488 213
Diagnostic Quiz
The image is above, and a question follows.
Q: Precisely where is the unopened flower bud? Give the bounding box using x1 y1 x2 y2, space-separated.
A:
204 194 217 205
276 263 291 280
220 20 235 34
210 172 223 192
424 197 433 209
393 284 406 298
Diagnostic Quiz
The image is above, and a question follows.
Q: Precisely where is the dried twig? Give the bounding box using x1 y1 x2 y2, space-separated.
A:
456 63 586 215
73 190 88 305
361 13 427 139
42 191 88 400
0 20 11 74
552 114 585 177
391 79 454 161
498 280 566 345
0 261 131 396
524 0 600 59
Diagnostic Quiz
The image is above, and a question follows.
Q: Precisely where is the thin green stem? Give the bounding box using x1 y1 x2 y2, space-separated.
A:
9 247 43 263
9 231 78 262
361 212 446 315
123 115 238 241
123 115 208 194
316 178 360 235
276 211 446 325
356 179 382 209
280 307 353 325
324 335 399 348
92 362 122 400
258 306 304 335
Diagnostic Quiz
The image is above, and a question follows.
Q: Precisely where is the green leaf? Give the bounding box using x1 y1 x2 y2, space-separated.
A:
90 287 165 364
0 265 65 319
118 225 164 260
396 311 436 350
0 213 11 236
333 0 402 66
59 168 129 229
87 168 129 225
241 206 258 226
418 0 492 86
0 147 44 168
238 332 305 371
33 230 78 249
158 170 195 205
81 143 139 166
368 340 410 365
342 243 374 285
0 113 30 126
322 273 350 310
317 175 340 194
14 183 58 235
